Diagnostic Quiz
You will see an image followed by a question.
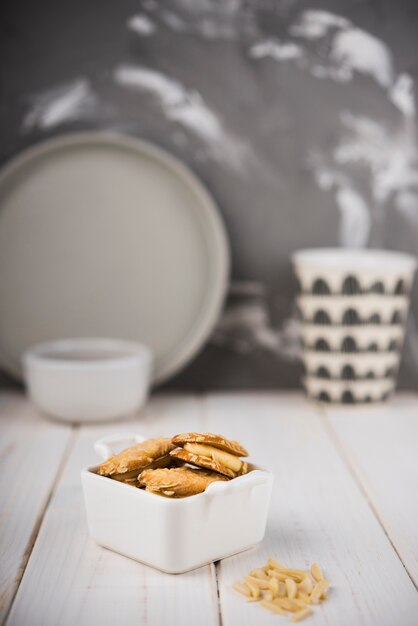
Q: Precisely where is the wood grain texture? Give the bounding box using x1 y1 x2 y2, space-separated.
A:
202 393 418 626
325 393 418 588
0 392 72 625
6 395 220 626
3 392 418 626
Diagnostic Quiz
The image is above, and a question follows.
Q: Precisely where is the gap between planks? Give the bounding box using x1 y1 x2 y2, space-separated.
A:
2 424 78 626
317 406 418 594
213 562 223 626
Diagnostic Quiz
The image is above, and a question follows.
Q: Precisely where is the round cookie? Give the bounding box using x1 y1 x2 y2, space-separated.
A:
97 437 175 477
170 445 248 478
171 432 248 457
139 466 228 497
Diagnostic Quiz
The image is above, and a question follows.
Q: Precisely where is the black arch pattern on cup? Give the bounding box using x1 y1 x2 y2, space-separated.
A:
342 390 355 404
367 342 378 352
318 391 331 402
341 365 355 380
313 310 332 324
343 308 360 325
369 281 385 294
316 366 331 378
297 275 408 296
365 370 375 379
394 278 406 295
385 367 395 377
388 339 399 351
314 390 391 404
369 313 381 324
342 275 361 295
314 338 331 351
312 278 331 295
342 336 357 352
391 310 403 324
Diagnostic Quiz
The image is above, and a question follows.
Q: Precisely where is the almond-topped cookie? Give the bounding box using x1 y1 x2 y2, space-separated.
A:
170 432 249 478
172 432 248 457
97 437 175 482
139 466 228 498
170 445 248 478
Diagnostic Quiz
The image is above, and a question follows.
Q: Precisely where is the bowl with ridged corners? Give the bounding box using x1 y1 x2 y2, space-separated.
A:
81 433 273 574
303 376 395 405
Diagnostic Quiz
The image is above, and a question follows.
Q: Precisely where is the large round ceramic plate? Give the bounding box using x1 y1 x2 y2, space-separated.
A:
0 133 229 384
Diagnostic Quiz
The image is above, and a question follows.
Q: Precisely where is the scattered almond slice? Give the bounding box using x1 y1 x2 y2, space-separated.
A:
244 576 261 600
261 600 288 615
310 580 329 604
269 576 280 598
245 575 270 590
298 576 313 594
251 568 269 580
278 581 287 598
270 570 290 582
292 607 312 622
233 558 330 622
285 577 297 599
297 591 311 605
311 563 324 582
276 597 301 612
268 558 286 569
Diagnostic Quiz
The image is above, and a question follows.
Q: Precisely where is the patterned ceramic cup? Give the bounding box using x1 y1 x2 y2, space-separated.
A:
292 248 417 405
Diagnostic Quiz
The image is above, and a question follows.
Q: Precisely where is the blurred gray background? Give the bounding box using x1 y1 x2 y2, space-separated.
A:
1 0 418 389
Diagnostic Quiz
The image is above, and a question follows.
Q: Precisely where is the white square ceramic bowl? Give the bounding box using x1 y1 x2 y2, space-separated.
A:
81 434 273 574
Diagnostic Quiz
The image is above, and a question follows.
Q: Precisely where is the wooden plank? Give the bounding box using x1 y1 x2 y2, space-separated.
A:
325 393 418 588
203 393 418 626
0 392 72 624
7 395 220 626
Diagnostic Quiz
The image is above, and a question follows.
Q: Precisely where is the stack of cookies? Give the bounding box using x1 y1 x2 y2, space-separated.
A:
97 432 249 498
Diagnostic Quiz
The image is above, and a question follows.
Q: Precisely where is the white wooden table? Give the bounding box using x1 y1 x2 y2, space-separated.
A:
1 391 417 626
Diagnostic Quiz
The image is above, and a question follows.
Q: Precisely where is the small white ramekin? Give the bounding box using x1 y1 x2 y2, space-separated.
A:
81 433 274 573
23 338 153 423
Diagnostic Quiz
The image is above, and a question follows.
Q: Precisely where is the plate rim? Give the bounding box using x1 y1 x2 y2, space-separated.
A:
0 131 230 385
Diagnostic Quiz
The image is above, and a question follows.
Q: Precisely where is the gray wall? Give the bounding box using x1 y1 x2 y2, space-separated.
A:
2 0 418 389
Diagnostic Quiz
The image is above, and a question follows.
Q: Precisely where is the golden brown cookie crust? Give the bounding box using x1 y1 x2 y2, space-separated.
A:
139 466 228 497
97 438 175 476
171 432 248 457
169 446 248 478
